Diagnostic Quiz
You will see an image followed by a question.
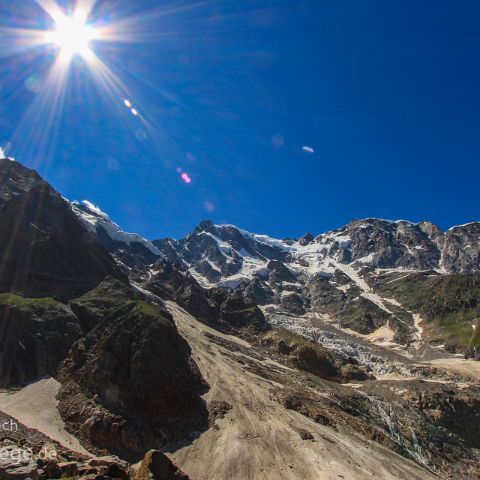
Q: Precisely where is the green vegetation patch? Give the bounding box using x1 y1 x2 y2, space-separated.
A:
0 292 60 312
376 273 480 347
226 306 258 315
271 327 313 347
469 325 480 347
71 276 133 315
132 300 172 326
268 328 331 356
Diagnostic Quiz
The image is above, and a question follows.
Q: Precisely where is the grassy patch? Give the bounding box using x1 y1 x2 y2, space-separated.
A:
226 306 258 315
70 277 132 315
470 325 480 347
271 328 313 347
134 301 169 321
0 293 60 311
267 328 331 356
376 273 480 347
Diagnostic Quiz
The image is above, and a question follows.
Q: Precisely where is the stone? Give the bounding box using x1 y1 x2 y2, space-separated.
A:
58 462 78 477
133 450 189 480
88 457 128 469
297 429 314 441
105 463 128 480
43 461 61 479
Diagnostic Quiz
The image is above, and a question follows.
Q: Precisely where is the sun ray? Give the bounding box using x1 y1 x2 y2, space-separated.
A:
10 53 71 170
34 0 66 23
2 0 214 173
0 27 51 57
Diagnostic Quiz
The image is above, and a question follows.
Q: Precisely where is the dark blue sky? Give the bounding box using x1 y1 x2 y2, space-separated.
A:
1 0 479 239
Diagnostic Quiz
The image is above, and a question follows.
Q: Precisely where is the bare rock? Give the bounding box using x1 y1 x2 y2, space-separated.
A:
133 450 189 480
297 429 314 441
58 461 78 477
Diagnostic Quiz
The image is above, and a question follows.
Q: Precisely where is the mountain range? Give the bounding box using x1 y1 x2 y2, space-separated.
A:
0 157 479 480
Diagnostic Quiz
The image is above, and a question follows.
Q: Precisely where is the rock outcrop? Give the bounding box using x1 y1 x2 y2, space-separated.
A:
57 299 208 461
0 159 122 299
0 295 82 387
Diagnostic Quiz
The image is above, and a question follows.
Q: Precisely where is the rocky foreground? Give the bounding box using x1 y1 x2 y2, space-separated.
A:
0 443 188 480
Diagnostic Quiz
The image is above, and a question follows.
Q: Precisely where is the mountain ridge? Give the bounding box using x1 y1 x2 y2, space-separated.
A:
73 198 480 282
73 196 479 243
71 191 480 357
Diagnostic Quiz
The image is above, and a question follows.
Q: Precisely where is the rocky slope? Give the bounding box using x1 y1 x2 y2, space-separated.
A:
56 280 209 461
0 159 210 463
167 302 480 480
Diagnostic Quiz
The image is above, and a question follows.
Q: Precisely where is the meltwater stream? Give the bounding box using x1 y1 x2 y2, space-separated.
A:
358 392 437 476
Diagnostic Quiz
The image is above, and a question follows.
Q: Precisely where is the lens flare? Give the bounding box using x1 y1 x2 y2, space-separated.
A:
181 172 192 184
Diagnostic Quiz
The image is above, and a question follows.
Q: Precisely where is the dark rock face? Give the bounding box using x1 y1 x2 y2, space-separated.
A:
306 274 391 334
279 292 306 315
219 296 267 332
294 344 338 378
71 201 161 283
145 262 269 334
267 260 297 284
320 219 480 274
150 221 288 283
243 278 274 305
0 159 121 299
145 262 217 326
57 300 208 461
0 295 82 387
298 233 314 246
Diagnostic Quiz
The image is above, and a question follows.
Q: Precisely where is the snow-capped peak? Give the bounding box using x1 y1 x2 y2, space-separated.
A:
80 200 110 221
72 200 161 256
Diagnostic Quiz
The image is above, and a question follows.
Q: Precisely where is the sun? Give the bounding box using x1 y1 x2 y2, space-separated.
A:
46 14 99 61
2 0 154 163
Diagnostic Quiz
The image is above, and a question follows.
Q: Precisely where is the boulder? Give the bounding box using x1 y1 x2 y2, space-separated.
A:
43 460 61 479
37 443 58 464
105 463 129 480
58 462 78 477
88 456 128 469
133 450 189 480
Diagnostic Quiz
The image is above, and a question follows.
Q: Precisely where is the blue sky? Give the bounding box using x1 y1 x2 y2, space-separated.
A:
0 0 479 239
